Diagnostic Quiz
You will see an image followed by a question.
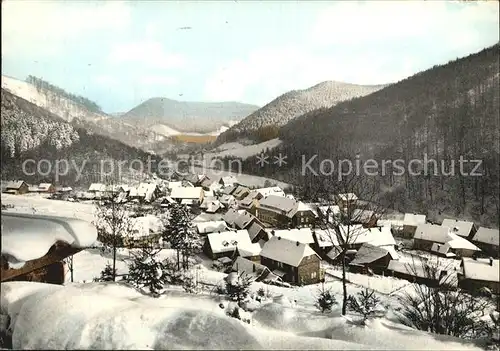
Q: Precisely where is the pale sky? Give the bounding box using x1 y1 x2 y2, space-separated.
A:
2 0 499 113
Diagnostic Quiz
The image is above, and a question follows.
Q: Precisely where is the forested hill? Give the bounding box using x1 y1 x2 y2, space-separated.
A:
257 44 499 227
1 88 157 187
26 75 103 113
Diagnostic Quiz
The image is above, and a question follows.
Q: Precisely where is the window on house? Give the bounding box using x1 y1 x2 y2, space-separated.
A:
277 261 283 269
311 271 317 279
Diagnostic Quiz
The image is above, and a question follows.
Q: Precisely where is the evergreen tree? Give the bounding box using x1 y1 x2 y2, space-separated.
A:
94 263 116 282
162 203 197 270
127 247 167 296
315 284 337 313
348 288 381 324
225 272 252 307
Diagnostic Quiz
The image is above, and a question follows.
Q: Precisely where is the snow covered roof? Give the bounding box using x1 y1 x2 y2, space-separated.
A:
196 221 228 234
445 232 481 251
313 229 340 247
260 236 319 267
337 193 358 202
239 191 260 207
220 175 238 186
473 227 499 247
219 194 236 205
254 186 285 198
430 242 457 258
88 183 106 192
232 256 270 279
317 205 341 216
441 219 475 238
223 209 256 229
267 228 315 245
205 200 223 213
38 183 53 191
258 195 298 218
170 186 203 200
462 258 500 282
237 241 262 257
5 181 27 190
222 184 237 195
247 222 266 241
337 224 395 247
232 185 250 198
403 213 427 226
1 212 97 263
206 230 252 254
352 209 375 224
413 223 449 243
288 202 317 218
350 243 394 266
131 215 164 238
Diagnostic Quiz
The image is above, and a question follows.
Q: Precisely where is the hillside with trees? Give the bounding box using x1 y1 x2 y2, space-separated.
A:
26 75 102 113
214 81 385 146
120 97 259 134
1 88 158 186
239 44 500 227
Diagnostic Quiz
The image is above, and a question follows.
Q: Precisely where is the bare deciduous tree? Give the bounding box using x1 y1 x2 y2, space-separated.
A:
310 173 386 316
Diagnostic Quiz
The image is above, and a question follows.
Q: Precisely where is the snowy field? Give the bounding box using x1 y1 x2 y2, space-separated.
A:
204 138 283 161
1 278 483 350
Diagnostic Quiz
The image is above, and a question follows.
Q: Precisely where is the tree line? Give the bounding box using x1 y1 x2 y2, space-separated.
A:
26 75 102 113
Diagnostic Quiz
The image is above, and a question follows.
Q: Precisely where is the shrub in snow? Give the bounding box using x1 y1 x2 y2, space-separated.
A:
94 263 116 282
127 247 167 296
225 272 252 307
347 288 380 324
257 287 266 297
315 285 337 313
181 273 197 294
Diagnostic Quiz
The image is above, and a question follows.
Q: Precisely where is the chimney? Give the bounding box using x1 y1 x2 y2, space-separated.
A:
278 236 281 240
296 241 300 246
489 257 493 266
253 264 256 272
436 244 440 251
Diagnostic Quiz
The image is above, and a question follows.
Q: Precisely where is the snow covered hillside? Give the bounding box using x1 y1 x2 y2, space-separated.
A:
1 75 107 123
0 280 483 350
215 80 385 145
205 138 283 160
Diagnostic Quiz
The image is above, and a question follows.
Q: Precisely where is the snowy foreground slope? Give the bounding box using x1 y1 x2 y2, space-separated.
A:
1 281 481 350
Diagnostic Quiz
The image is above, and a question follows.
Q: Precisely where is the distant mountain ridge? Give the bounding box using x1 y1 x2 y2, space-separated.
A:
120 97 259 134
214 80 385 145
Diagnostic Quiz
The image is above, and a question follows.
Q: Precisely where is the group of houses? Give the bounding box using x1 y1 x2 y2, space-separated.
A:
2 173 498 295
1 180 72 196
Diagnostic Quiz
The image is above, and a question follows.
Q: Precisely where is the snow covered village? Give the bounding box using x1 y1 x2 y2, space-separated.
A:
1 0 500 350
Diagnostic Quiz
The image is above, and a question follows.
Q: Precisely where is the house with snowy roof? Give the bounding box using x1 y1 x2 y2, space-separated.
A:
267 228 315 245
238 191 261 214
223 208 264 232
350 209 378 228
235 241 262 262
336 193 358 209
413 223 451 251
402 213 427 238
3 180 29 195
471 227 499 258
203 230 252 260
231 256 271 282
232 185 251 200
219 175 238 187
312 228 340 255
170 186 204 205
260 236 322 285
246 221 269 246
37 183 56 193
441 219 477 240
317 205 341 224
349 243 397 275
386 259 456 288
196 221 228 235
254 186 285 198
458 257 500 294
255 195 316 228
88 183 107 193
1 212 97 284
430 232 481 258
